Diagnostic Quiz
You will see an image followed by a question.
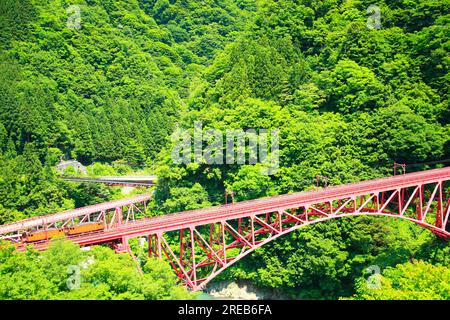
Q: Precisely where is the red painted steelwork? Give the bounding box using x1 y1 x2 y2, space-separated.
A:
2 168 449 291
0 194 151 241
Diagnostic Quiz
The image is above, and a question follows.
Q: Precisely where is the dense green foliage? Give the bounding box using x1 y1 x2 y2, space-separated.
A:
0 0 448 299
348 260 450 300
0 0 250 163
154 0 449 208
0 240 193 299
0 0 250 221
149 0 450 299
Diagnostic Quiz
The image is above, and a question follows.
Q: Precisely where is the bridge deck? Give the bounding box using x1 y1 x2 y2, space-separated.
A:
47 167 450 246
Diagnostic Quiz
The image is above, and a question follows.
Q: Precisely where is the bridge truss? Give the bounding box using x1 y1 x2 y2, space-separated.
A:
146 172 450 291
0 168 449 291
0 194 151 243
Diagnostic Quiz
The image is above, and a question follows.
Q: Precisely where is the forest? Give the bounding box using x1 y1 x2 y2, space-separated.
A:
0 0 449 299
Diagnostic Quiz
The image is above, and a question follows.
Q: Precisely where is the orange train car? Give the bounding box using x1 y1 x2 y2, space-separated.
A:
25 229 66 242
66 222 104 235
23 222 105 243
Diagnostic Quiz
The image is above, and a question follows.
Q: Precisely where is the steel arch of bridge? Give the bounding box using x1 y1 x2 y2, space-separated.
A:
145 179 450 291
1 168 449 292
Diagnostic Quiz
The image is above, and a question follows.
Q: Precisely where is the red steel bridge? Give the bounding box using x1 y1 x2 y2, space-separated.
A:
0 168 449 291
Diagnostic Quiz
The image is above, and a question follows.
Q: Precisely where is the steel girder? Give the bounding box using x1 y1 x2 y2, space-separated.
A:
3 168 449 291
142 179 450 291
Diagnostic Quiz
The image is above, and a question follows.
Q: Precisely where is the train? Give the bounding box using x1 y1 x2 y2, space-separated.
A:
22 222 105 243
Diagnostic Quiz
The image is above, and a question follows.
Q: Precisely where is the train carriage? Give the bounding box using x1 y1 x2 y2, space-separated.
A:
67 222 104 235
25 229 66 242
22 222 105 243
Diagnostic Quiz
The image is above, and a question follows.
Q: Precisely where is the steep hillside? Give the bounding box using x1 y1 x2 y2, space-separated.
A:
0 0 448 300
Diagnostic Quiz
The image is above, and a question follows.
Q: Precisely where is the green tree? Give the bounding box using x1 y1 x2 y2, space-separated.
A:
347 261 450 300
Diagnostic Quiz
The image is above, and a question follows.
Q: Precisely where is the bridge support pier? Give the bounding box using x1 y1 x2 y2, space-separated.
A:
148 233 162 258
113 236 130 253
